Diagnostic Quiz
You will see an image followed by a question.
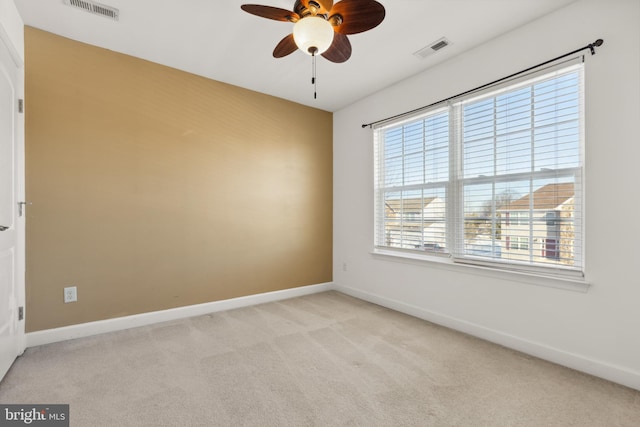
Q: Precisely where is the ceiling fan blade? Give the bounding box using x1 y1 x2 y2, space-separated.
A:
330 0 385 35
273 34 299 58
241 4 299 22
321 33 352 63
299 0 334 15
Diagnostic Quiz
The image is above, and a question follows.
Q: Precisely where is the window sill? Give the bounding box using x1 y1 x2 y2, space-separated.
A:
370 248 590 293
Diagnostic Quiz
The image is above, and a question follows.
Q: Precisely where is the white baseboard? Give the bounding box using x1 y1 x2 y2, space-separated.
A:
26 282 334 348
335 284 640 392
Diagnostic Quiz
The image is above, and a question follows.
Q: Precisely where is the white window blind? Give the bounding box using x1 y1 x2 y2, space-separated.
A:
374 61 584 277
374 108 449 252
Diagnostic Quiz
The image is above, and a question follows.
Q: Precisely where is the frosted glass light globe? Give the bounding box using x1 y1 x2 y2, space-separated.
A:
293 16 334 55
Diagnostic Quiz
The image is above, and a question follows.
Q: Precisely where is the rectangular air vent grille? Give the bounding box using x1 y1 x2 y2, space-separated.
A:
431 40 449 51
413 37 451 59
63 0 119 21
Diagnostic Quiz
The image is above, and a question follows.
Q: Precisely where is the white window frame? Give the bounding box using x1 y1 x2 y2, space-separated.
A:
373 60 587 289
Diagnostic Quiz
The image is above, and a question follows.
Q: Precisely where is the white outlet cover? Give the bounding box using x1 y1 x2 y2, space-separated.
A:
64 286 77 303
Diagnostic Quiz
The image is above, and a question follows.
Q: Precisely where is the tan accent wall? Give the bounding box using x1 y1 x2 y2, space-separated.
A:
24 27 333 332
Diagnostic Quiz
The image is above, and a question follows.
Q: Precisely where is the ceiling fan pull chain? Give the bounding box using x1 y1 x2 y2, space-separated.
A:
312 52 318 99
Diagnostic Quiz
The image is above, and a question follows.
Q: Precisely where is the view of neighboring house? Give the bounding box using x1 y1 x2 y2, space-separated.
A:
382 183 576 265
384 196 446 251
499 182 576 266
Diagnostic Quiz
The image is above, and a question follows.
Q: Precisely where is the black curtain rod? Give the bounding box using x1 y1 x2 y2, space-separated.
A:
362 38 604 129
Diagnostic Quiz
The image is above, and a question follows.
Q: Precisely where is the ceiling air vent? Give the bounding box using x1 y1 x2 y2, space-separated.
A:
63 0 119 21
413 37 451 59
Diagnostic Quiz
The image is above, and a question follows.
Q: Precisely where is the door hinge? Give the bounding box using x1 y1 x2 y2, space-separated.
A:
18 99 24 113
18 201 32 217
18 306 24 321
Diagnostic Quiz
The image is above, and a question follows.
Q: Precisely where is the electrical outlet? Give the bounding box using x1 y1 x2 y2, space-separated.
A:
342 262 348 272
64 286 77 303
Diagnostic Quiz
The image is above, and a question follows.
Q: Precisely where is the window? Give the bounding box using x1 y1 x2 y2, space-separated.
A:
374 62 584 278
510 237 529 251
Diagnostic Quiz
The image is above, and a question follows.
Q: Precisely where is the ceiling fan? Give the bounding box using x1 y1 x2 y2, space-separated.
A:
240 0 386 63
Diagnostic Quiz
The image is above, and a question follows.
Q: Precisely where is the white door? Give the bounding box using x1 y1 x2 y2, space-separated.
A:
0 30 25 382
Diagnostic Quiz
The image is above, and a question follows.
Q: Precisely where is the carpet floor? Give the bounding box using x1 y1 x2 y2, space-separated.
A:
1 291 639 426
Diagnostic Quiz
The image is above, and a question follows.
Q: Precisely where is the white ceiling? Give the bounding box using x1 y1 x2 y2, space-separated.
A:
14 0 577 112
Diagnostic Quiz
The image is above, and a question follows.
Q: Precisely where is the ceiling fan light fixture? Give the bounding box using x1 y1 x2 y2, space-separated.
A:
293 16 334 55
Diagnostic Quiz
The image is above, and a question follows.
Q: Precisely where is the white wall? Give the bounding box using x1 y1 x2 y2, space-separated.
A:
333 0 640 390
0 0 24 65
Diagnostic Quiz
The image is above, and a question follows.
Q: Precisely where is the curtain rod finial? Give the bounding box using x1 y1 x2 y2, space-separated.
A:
589 38 604 55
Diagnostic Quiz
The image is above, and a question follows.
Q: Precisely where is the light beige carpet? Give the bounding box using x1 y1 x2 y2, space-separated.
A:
1 291 639 426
